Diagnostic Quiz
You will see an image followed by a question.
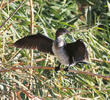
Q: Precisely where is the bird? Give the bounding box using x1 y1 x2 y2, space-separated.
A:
14 28 88 71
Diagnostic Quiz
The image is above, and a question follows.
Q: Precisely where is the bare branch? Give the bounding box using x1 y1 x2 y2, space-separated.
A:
29 0 34 66
0 66 110 80
0 0 18 9
91 58 110 64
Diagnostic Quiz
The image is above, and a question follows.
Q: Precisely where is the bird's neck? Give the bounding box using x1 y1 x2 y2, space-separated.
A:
55 36 65 47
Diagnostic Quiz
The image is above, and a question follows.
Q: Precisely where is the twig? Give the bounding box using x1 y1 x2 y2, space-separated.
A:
36 58 45 62
29 0 34 35
0 66 110 80
0 23 12 34
16 91 21 100
68 69 110 80
0 0 25 29
29 0 34 66
91 58 110 64
29 0 34 93
16 89 41 100
0 0 18 9
0 0 5 9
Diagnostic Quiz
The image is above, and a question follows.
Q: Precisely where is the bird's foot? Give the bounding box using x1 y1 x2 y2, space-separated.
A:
55 66 60 72
55 63 61 72
64 67 69 72
77 61 89 65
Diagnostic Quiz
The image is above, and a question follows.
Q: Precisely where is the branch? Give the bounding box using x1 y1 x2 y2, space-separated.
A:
0 23 12 34
91 58 110 64
29 0 34 35
29 0 34 66
0 66 110 80
0 0 18 9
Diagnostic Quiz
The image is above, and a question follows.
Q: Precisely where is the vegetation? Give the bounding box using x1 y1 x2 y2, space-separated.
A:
0 0 110 99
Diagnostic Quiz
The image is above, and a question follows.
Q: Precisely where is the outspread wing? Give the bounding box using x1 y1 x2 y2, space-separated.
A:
14 33 54 55
64 39 88 63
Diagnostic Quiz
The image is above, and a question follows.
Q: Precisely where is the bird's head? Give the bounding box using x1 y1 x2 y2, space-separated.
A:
55 28 69 38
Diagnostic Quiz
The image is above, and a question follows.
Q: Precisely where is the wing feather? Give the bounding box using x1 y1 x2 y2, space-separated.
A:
64 39 88 62
14 33 54 55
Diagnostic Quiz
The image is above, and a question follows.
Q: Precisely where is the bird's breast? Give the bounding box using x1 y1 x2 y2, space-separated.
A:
52 42 69 65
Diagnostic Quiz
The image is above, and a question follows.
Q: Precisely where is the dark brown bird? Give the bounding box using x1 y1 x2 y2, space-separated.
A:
14 28 88 71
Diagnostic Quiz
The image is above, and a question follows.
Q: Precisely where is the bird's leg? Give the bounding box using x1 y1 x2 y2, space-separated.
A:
55 62 61 72
64 57 73 72
64 64 71 72
76 61 89 68
76 61 89 66
64 67 69 72
77 61 89 65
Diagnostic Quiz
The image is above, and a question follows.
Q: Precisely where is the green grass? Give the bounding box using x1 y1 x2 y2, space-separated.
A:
0 0 110 99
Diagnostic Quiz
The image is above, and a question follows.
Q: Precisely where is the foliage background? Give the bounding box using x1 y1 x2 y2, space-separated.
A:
0 0 110 99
